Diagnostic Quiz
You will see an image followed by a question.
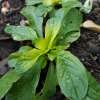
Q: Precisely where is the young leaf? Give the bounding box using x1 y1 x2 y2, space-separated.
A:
45 5 82 48
5 57 46 100
40 63 57 99
0 70 21 100
34 38 49 50
21 6 43 37
45 7 72 48
25 0 42 5
5 25 37 41
56 51 88 100
8 48 44 74
21 5 52 37
45 15 62 48
56 8 82 45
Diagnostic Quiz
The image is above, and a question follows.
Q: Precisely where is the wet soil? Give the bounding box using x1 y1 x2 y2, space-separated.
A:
0 0 100 100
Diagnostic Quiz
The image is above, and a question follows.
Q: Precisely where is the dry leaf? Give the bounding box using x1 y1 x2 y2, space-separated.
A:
81 20 100 33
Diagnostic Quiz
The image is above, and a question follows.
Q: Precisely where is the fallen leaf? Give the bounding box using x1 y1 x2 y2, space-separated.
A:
81 20 100 33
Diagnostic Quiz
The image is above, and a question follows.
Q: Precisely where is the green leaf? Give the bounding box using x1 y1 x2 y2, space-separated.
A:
48 45 70 61
0 70 21 100
21 5 51 37
48 49 64 61
36 56 47 69
61 0 81 7
45 15 62 48
17 46 33 53
45 8 69 48
34 38 50 50
5 57 46 100
5 25 37 41
25 0 42 5
40 63 57 99
45 6 82 48
8 47 44 74
43 0 59 6
21 6 43 37
56 51 88 100
81 0 93 13
56 8 82 45
34 5 52 17
84 72 100 100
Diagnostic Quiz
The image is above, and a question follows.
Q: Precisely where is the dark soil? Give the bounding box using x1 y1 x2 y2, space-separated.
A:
70 0 100 82
0 0 100 100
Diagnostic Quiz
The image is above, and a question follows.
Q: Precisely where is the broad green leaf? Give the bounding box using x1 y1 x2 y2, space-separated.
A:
40 63 57 99
45 15 62 48
21 6 43 37
84 72 100 100
0 70 21 100
5 25 37 41
45 7 72 48
45 6 82 48
0 47 35 100
21 5 52 37
56 8 82 46
5 57 46 100
45 8 69 48
56 51 88 100
8 47 44 74
25 0 42 5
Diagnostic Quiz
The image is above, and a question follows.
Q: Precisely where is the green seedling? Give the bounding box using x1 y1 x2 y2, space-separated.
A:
0 0 99 100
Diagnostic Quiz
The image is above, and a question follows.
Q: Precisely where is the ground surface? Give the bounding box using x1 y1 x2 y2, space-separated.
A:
0 0 100 100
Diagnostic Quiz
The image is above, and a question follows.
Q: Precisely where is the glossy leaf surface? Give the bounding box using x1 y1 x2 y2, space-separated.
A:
56 51 88 100
5 25 37 41
5 57 46 100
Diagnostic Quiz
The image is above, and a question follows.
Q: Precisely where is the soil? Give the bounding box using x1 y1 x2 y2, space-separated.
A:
0 0 100 100
71 0 100 82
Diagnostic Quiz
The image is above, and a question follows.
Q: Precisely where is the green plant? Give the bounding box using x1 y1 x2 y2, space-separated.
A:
0 0 100 100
